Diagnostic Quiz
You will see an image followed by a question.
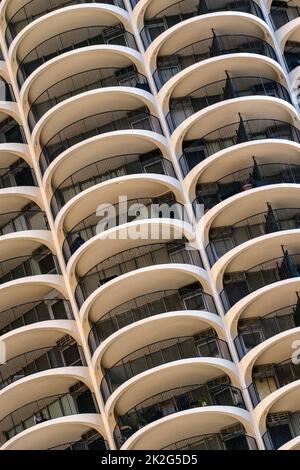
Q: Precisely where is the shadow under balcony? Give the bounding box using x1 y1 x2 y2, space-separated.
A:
206 206 300 266
27 66 150 130
16 23 137 88
179 118 300 177
166 76 291 133
50 151 175 217
48 429 107 450
88 282 217 352
284 40 300 72
0 161 36 188
39 107 163 174
0 383 99 446
100 331 232 401
114 379 245 448
74 240 203 307
194 161 300 213
220 249 300 312
5 0 125 45
140 0 263 49
153 34 278 90
0 298 73 338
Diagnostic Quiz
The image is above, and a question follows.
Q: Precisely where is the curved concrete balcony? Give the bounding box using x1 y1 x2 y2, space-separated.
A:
206 206 300 266
15 22 138 88
139 0 264 49
194 161 300 214
113 381 245 448
50 152 175 218
99 333 232 401
4 0 126 45
38 106 163 175
270 2 300 31
166 75 292 133
74 238 203 308
153 34 278 90
0 297 73 338
0 382 100 448
0 341 84 392
179 118 300 177
120 406 255 449
88 284 217 351
27 67 149 130
61 191 186 261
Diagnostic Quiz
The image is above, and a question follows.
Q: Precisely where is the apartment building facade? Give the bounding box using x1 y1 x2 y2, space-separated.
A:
0 0 299 450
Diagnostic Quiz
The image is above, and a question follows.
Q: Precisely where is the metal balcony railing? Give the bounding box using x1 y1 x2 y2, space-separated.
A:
114 382 245 448
153 34 278 90
16 24 138 87
234 302 299 360
0 298 72 337
163 432 258 450
166 76 292 133
39 109 163 174
0 253 60 285
27 68 149 130
194 161 300 214
5 0 126 45
206 207 300 266
100 335 232 401
50 153 175 217
179 119 300 177
220 252 300 312
62 195 186 260
88 287 217 351
74 241 203 307
0 389 98 444
140 0 263 49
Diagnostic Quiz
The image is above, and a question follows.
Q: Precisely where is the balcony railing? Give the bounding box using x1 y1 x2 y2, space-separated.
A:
262 409 300 450
285 40 300 72
0 165 36 188
270 5 300 31
0 344 83 391
50 153 176 217
5 0 125 45
0 298 72 337
234 302 299 360
166 76 292 133
48 434 107 450
206 207 300 266
16 25 138 87
27 68 149 130
62 195 186 260
179 119 300 177
0 209 48 236
194 162 300 213
0 389 98 444
100 335 232 401
153 34 278 90
0 253 59 286
140 0 263 49
248 357 300 408
220 252 300 312
74 241 203 307
88 287 217 352
163 432 258 450
0 118 26 144
39 109 163 174
0 79 15 102
114 382 245 448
